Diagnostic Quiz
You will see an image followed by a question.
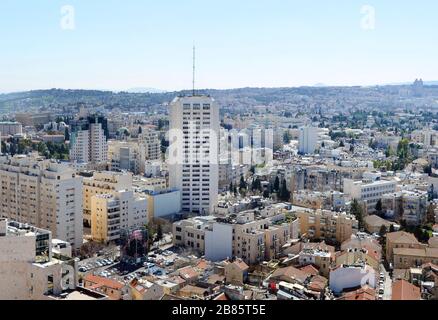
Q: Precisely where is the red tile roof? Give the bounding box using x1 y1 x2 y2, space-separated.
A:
392 280 421 300
83 274 124 290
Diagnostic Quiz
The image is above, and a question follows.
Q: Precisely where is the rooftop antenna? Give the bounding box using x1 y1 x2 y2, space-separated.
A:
192 44 196 96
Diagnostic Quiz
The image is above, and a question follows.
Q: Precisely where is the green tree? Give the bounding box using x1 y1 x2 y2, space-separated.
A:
277 179 291 201
64 127 70 141
350 199 364 230
274 176 280 192
283 131 291 144
375 199 383 216
239 175 247 191
426 204 436 224
156 224 163 241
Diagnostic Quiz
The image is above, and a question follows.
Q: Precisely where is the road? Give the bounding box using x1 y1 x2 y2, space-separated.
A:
380 263 392 300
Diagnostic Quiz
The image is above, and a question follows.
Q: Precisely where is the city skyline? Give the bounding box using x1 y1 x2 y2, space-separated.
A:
1 1 438 93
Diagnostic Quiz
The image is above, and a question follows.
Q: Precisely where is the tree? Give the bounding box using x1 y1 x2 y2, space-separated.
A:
274 176 280 192
229 182 233 192
277 179 291 202
156 224 163 241
251 177 262 193
426 204 436 224
389 224 395 233
263 189 270 199
350 199 364 230
375 199 383 217
283 131 291 144
64 127 70 141
138 126 143 134
239 175 247 191
379 225 388 246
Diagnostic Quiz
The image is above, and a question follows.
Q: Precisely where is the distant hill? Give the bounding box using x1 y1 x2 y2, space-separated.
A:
125 87 166 94
2 84 438 114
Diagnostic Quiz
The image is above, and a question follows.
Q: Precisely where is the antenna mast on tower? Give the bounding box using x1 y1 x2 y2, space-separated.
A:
192 44 196 96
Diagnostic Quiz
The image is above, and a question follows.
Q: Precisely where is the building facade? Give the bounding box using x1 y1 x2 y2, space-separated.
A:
0 155 83 249
169 95 219 215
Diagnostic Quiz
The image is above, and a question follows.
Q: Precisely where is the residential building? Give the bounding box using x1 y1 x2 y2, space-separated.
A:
81 171 132 227
138 129 161 162
69 115 109 165
364 215 396 234
344 178 397 214
82 274 126 300
172 209 300 265
224 259 249 285
0 121 22 136
90 190 147 243
108 141 142 174
393 247 438 269
382 190 428 226
329 263 376 295
298 127 318 155
295 209 358 244
386 231 423 263
298 247 333 277
0 219 80 300
143 189 182 221
0 155 83 248
392 279 421 300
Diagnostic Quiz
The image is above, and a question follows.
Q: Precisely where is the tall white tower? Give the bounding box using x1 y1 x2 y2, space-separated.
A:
168 95 219 215
299 126 318 155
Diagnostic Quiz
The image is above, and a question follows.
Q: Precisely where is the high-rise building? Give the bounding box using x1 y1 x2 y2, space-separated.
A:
298 126 318 155
169 95 219 215
0 155 83 249
70 115 109 165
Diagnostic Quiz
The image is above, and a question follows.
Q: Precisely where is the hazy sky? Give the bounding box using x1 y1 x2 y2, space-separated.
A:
0 0 437 93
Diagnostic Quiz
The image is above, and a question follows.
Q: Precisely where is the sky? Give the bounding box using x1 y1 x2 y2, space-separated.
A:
0 0 437 93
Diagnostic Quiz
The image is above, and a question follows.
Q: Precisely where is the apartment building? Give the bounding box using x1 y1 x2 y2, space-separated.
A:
329 263 376 295
336 247 380 271
70 115 109 165
295 209 358 244
393 247 438 269
344 178 397 214
143 189 182 221
298 247 333 277
108 141 142 174
0 121 22 136
138 129 161 162
81 171 132 227
386 231 423 263
133 175 167 193
15 112 54 127
0 219 79 300
298 126 318 155
90 190 147 243
173 209 300 265
0 155 83 248
382 190 427 226
169 95 219 215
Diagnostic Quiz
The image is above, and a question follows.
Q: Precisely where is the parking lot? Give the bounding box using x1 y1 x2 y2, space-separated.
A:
77 233 182 284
